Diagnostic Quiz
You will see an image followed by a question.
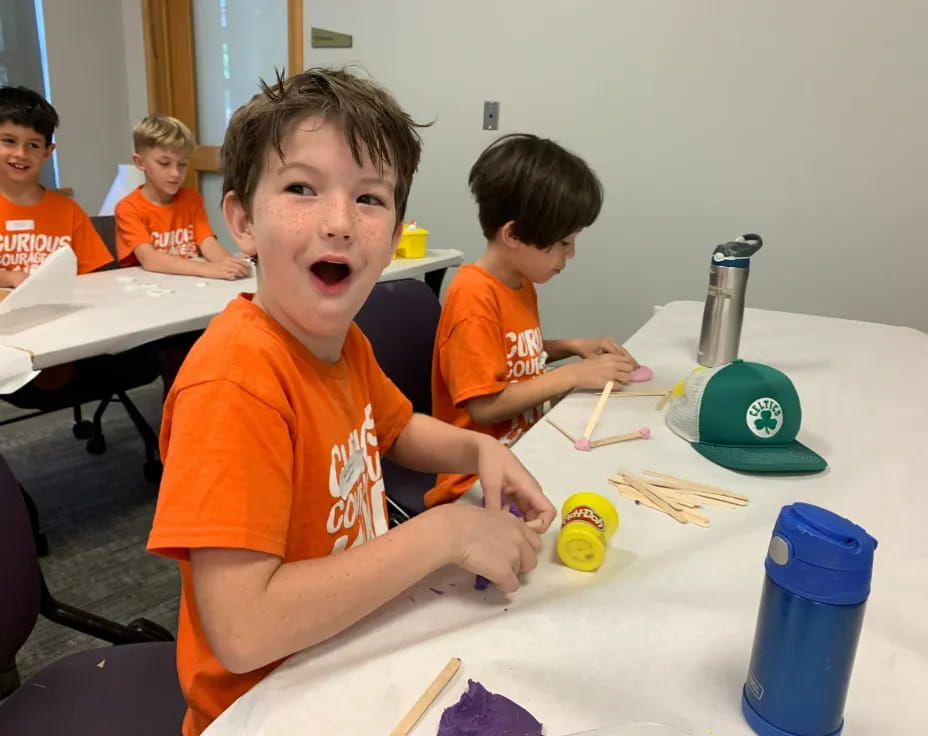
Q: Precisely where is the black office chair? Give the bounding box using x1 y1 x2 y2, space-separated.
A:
0 216 162 480
0 449 182 735
355 278 442 525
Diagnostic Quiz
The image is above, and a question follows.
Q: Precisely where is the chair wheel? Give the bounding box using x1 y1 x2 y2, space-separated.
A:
73 420 94 439
86 436 106 454
127 617 175 642
143 461 163 482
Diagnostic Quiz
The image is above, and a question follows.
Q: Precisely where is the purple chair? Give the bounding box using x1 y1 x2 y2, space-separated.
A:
0 451 185 734
354 278 441 523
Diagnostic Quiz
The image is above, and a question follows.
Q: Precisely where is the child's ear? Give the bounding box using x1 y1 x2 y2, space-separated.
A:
500 221 522 249
43 143 55 162
131 153 144 171
223 191 256 257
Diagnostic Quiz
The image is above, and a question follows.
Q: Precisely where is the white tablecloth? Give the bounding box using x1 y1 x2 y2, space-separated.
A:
0 249 462 373
203 301 926 736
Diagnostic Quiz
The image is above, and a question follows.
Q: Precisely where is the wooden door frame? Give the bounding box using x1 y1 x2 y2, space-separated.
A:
140 0 304 189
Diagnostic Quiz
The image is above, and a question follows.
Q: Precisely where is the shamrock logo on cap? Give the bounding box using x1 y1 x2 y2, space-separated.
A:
746 398 783 438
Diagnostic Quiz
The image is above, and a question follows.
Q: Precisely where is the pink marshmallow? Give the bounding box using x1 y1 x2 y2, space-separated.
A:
574 437 593 452
629 365 653 383
638 427 652 439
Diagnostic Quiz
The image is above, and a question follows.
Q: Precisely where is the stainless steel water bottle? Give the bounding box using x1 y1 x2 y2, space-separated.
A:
742 502 878 736
696 233 763 366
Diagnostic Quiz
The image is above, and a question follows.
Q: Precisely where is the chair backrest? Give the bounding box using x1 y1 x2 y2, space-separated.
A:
0 453 42 667
90 216 120 271
354 278 441 416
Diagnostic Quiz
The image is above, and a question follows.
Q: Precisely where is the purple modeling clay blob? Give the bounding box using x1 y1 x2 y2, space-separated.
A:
629 365 653 383
437 679 543 736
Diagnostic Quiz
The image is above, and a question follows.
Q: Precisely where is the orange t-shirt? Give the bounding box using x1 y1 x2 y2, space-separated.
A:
114 186 214 266
0 189 112 274
426 264 549 507
147 295 413 736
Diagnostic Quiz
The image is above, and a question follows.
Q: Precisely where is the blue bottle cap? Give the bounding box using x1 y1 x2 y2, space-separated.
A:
765 502 877 605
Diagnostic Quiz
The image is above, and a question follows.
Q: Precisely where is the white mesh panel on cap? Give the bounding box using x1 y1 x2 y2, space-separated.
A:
665 365 724 442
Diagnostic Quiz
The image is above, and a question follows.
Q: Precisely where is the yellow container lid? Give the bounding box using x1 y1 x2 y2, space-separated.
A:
402 220 429 236
556 492 620 572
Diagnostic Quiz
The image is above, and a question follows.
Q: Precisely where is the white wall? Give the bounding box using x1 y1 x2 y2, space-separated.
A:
42 0 137 214
305 0 927 339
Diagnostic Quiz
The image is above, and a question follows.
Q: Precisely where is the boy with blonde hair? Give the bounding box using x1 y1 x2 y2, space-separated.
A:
427 134 639 507
115 114 249 280
147 69 555 735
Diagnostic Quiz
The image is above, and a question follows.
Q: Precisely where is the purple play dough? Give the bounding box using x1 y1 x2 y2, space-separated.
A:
437 679 543 736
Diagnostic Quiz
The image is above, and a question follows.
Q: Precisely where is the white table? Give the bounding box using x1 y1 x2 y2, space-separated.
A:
203 300 927 735
0 249 462 373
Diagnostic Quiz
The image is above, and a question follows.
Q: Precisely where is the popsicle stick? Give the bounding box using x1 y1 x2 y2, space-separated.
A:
591 427 650 448
636 476 748 506
655 391 672 411
619 469 688 523
658 487 745 508
643 471 748 501
391 657 462 736
545 417 577 443
608 389 671 398
611 482 703 509
616 484 710 527
581 381 614 440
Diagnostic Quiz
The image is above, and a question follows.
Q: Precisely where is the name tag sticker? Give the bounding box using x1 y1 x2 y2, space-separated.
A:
5 220 35 232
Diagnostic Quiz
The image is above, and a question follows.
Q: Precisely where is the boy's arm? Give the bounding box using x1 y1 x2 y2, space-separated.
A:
0 271 28 288
134 243 248 280
386 413 556 522
191 500 541 674
467 353 635 426
545 337 639 365
198 236 252 277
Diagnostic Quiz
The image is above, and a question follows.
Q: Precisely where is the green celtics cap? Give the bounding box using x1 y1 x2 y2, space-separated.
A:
666 360 826 473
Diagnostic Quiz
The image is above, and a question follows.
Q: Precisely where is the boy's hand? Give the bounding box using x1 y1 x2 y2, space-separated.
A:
573 337 638 367
200 257 252 280
441 504 543 593
0 271 28 288
569 353 635 389
476 439 556 531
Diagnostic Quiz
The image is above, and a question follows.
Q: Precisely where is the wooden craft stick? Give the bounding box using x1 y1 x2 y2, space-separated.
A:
610 482 703 509
619 469 688 523
591 427 651 448
639 476 747 507
581 381 614 441
658 487 745 508
616 484 710 527
618 471 688 513
391 657 462 736
643 471 748 501
545 417 577 443
608 390 671 398
655 391 672 411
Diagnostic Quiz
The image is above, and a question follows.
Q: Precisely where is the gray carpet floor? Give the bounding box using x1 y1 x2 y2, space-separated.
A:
0 383 180 681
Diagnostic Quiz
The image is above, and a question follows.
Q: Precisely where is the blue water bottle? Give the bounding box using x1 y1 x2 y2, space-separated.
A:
742 503 878 736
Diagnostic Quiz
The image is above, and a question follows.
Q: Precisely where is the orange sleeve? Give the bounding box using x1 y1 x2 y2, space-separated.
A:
352 327 413 452
190 190 215 246
148 380 294 561
439 316 510 407
69 204 113 274
114 195 154 264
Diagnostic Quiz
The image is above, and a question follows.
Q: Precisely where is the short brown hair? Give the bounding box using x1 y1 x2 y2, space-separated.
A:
132 114 194 154
469 134 602 247
222 68 426 221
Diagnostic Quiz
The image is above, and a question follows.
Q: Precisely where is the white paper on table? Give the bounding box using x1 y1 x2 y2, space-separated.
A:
0 344 39 394
0 247 76 315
